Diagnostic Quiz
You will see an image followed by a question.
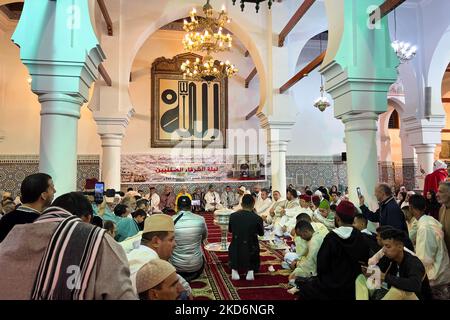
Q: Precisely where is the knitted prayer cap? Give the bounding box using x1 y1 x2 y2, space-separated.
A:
136 259 176 294
143 214 174 233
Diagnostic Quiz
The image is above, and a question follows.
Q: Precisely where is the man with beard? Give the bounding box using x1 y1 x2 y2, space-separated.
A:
275 189 300 237
0 173 55 242
160 186 176 214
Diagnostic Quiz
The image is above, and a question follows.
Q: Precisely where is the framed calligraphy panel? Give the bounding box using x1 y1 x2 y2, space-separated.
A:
151 53 228 148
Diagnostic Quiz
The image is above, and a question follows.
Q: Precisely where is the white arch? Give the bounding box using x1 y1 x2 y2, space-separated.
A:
426 24 450 117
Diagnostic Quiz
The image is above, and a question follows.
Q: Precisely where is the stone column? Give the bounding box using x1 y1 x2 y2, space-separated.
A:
403 115 445 190
94 112 132 191
38 93 85 193
11 0 105 196
259 117 295 199
341 112 380 204
321 0 398 206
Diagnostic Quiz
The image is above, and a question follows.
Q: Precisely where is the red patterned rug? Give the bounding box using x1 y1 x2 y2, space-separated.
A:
190 212 295 300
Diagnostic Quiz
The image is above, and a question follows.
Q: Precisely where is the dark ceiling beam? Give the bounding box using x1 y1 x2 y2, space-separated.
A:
443 98 450 103
245 106 259 120
278 0 316 47
97 0 113 36
279 51 326 94
245 67 258 88
369 0 406 24
98 63 112 86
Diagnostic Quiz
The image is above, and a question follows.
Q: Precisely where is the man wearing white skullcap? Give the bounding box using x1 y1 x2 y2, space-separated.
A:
136 259 184 300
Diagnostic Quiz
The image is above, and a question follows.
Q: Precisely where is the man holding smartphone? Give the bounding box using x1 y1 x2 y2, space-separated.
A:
359 183 408 233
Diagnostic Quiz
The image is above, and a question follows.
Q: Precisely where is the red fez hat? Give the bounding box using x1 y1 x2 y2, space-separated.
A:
311 195 320 205
336 200 356 220
300 194 312 202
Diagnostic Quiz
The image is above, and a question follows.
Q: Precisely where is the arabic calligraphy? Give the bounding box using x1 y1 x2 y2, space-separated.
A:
155 166 220 174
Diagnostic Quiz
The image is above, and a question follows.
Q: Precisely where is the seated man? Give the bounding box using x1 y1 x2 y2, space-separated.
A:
312 199 335 231
221 186 238 209
298 195 313 217
283 213 328 270
136 198 150 214
254 188 272 216
358 228 432 300
136 259 184 300
402 205 418 243
296 201 370 300
0 192 135 299
263 190 285 226
148 187 161 213
409 194 450 298
175 186 192 212
229 194 264 281
132 209 147 232
0 173 55 242
192 188 205 213
275 188 300 237
171 197 208 282
126 214 193 299
288 220 327 282
353 213 380 257
114 204 140 242
204 185 221 212
160 186 176 214
233 186 251 211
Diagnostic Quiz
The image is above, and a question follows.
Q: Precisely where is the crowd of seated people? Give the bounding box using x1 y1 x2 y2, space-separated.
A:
1 175 450 300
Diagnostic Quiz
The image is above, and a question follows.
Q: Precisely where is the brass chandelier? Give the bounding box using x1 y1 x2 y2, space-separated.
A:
181 55 238 83
181 0 238 83
183 1 233 54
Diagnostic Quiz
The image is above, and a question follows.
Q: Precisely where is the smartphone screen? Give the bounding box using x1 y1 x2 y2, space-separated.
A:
94 182 105 203
356 187 362 198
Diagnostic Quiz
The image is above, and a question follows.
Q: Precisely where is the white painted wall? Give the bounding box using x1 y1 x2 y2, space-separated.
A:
289 40 346 156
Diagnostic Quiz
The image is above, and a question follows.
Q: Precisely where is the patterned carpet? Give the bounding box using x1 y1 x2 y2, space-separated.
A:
191 212 296 300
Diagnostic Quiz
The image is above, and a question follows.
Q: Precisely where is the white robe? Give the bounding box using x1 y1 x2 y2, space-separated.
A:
150 193 161 212
263 199 286 224
232 191 251 211
204 191 221 211
414 215 450 287
254 197 272 216
275 199 300 236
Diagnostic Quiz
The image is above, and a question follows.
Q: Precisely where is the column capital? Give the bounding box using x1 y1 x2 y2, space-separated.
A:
38 93 85 119
414 144 436 154
259 115 296 144
94 109 134 136
320 0 398 119
402 115 445 146
268 141 289 153
12 0 105 101
341 112 379 132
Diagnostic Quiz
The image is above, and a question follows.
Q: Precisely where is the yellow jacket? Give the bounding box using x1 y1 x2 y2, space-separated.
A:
175 192 192 212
